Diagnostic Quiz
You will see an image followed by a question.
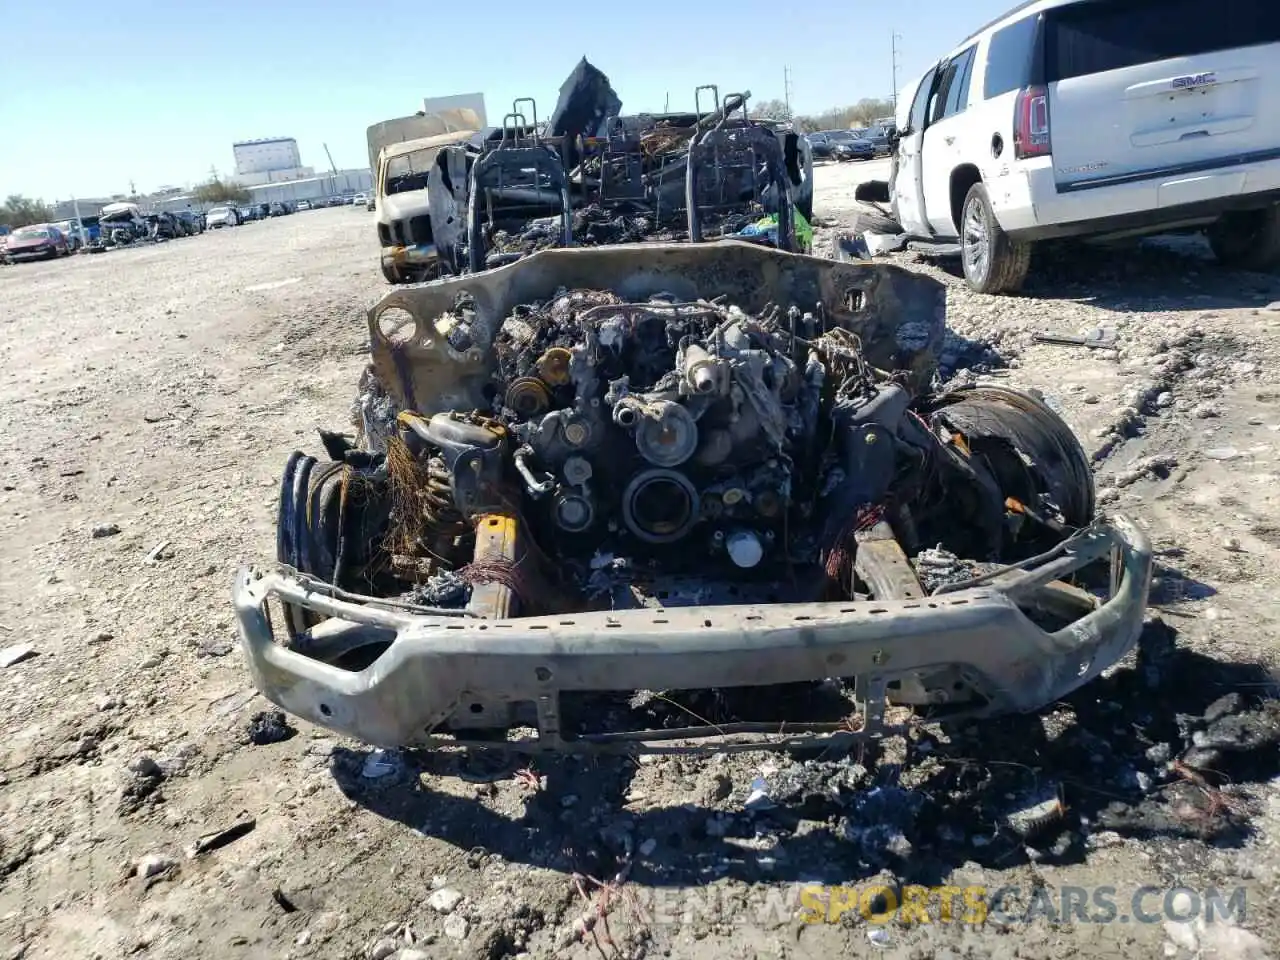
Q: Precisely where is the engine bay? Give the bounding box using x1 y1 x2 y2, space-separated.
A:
283 284 1095 626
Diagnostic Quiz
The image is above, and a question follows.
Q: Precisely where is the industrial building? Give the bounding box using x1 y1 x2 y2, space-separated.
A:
231 137 314 186
242 169 373 206
234 137 301 175
47 132 377 221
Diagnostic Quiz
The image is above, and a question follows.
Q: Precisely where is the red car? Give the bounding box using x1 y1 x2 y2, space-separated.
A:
3 224 71 263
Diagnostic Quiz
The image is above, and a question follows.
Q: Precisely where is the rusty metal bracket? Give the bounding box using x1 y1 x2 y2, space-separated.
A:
854 520 926 600
466 514 522 619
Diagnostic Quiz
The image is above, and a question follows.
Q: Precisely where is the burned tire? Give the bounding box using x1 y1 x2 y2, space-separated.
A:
380 259 405 285
1207 205 1280 272
927 385 1095 530
960 182 1031 295
849 201 902 236
854 179 891 204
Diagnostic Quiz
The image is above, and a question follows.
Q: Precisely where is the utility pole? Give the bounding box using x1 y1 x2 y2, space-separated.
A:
322 142 339 197
891 33 903 111
72 195 85 247
783 65 793 114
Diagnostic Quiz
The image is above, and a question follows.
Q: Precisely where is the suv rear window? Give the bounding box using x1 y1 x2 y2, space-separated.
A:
983 14 1038 99
1046 0 1280 82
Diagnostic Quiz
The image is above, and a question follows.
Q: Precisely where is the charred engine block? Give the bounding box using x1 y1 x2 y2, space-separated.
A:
487 291 914 575
285 278 1093 624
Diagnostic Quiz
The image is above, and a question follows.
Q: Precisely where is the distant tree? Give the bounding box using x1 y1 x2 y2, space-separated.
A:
750 98 793 122
194 178 250 205
848 98 896 126
0 194 54 229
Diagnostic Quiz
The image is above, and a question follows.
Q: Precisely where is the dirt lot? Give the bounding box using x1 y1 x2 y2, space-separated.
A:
2 179 1279 960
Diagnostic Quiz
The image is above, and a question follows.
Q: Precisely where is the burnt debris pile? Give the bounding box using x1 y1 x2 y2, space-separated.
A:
405 61 815 281
736 623 1280 876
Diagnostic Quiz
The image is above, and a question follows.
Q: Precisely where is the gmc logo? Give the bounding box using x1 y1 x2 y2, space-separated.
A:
1171 72 1217 90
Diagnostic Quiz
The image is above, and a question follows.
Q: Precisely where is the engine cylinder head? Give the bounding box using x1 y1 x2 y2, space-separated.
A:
622 469 700 544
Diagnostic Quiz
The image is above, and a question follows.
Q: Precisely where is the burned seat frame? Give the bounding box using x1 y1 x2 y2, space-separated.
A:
684 92 797 252
466 103 574 273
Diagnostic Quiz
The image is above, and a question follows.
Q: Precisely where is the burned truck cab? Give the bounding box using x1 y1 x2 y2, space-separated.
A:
375 130 480 285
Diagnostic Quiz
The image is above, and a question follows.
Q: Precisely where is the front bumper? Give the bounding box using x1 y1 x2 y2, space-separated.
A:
233 515 1152 755
7 247 55 261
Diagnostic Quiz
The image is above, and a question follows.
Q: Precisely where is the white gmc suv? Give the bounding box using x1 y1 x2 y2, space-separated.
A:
884 0 1280 294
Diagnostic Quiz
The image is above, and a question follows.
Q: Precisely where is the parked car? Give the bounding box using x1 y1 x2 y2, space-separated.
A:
878 0 1280 293
176 211 205 234
144 212 182 240
831 136 876 162
53 220 85 251
366 194 375 211
805 133 835 160
206 206 241 229
806 129 861 160
296 199 313 211
3 224 70 262
239 205 259 222
352 193 368 208
852 126 893 157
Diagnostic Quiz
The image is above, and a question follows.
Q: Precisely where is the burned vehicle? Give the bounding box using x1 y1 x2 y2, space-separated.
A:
371 62 815 285
98 202 148 246
456 84 815 275
374 121 481 285
234 243 1151 755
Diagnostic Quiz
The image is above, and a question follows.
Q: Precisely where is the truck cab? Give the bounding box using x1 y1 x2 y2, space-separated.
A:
374 128 479 284
368 109 482 284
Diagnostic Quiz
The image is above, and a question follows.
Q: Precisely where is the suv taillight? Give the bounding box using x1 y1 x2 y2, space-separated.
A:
1014 85 1051 159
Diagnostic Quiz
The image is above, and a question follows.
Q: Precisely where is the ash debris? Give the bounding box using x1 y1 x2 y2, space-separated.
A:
119 755 165 816
739 625 1280 863
243 710 295 746
911 545 974 592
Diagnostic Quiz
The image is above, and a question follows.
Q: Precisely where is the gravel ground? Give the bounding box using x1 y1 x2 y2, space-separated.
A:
1 182 1279 960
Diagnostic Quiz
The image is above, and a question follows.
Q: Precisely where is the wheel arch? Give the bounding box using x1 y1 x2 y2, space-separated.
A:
949 164 984 234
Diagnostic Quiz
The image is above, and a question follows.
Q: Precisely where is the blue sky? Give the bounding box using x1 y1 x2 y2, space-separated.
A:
0 0 1011 201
